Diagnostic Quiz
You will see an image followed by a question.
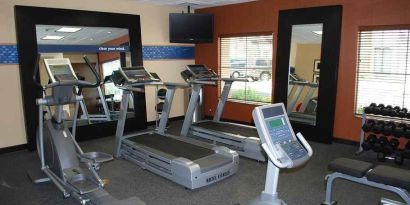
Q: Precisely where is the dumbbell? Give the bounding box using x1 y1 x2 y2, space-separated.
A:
393 123 406 138
383 138 400 156
375 136 389 161
381 105 393 116
395 150 404 165
389 106 401 117
362 120 376 132
403 141 410 158
157 88 167 100
372 121 385 134
361 134 378 151
382 121 395 136
398 108 408 118
373 104 385 115
364 103 377 114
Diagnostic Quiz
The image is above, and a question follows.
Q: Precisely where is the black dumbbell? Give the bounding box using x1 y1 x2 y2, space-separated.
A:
372 121 385 134
381 105 393 116
157 88 167 100
362 120 376 132
398 108 408 118
403 141 410 159
361 134 378 151
382 121 395 136
389 106 401 117
364 103 377 114
373 136 388 153
395 150 404 165
403 125 410 139
383 138 400 156
373 104 385 115
393 123 406 138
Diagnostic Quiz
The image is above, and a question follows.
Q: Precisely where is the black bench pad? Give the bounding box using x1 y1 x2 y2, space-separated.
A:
367 165 410 190
328 158 374 178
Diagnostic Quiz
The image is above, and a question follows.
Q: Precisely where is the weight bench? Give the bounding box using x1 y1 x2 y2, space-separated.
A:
322 158 410 205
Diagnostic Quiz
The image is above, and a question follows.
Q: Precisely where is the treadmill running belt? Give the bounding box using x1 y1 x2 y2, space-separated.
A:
195 121 259 138
128 133 215 160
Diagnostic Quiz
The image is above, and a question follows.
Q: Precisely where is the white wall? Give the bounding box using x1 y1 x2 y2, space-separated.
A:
0 0 193 148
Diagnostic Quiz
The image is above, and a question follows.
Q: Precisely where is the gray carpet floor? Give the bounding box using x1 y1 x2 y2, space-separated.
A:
0 120 409 205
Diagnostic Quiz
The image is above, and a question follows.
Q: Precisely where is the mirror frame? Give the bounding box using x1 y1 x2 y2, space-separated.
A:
15 5 146 150
274 5 342 143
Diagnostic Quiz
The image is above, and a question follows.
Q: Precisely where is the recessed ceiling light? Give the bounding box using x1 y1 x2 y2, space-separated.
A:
107 31 112 34
42 35 65 40
89 38 94 40
57 27 82 33
312 30 323 35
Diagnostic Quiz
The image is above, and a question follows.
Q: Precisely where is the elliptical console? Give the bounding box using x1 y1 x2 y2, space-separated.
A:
250 103 313 205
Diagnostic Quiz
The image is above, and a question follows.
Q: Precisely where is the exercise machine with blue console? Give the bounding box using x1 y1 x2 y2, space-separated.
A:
250 103 313 205
113 66 239 190
27 56 144 205
180 64 266 161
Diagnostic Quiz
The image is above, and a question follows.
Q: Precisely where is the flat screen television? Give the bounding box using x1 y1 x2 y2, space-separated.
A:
169 13 214 43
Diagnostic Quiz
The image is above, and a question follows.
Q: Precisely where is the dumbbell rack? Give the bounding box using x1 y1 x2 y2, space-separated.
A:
155 86 167 129
356 112 410 163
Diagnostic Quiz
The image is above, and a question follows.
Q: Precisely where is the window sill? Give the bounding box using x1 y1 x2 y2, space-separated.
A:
227 99 270 106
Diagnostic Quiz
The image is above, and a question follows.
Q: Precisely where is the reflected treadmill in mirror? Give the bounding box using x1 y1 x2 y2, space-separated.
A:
36 24 131 126
287 23 322 125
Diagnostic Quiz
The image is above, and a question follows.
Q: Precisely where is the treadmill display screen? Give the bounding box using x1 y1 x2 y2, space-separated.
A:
49 64 76 81
122 67 150 80
187 65 214 77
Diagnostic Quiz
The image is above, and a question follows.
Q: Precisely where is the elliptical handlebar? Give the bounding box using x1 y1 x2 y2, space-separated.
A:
32 54 43 88
81 55 101 88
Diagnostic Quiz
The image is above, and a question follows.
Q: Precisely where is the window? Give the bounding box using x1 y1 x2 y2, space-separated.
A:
355 29 410 114
102 59 123 101
220 35 273 104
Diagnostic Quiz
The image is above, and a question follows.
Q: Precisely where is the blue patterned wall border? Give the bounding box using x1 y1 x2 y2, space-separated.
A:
143 46 194 60
0 44 195 64
0 45 18 64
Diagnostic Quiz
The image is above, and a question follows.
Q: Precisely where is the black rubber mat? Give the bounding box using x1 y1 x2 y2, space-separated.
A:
128 133 214 160
195 121 259 138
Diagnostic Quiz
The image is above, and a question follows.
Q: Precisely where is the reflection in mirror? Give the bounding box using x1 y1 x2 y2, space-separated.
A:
287 24 322 125
36 25 131 127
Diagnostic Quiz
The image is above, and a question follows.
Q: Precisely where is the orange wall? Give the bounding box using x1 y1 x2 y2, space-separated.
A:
196 0 410 141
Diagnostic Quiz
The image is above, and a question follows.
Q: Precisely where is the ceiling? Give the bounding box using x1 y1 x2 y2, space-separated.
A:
134 0 257 8
36 25 129 45
291 24 323 44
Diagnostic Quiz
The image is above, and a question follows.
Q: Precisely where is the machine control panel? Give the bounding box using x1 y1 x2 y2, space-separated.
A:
44 58 77 83
119 66 160 84
253 103 311 168
186 64 218 79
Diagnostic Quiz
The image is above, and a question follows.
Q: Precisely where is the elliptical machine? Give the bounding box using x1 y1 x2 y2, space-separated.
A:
28 56 145 205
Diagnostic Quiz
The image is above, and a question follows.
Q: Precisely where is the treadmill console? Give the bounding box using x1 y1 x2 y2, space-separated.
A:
44 58 77 83
186 65 218 79
253 103 311 168
119 66 160 84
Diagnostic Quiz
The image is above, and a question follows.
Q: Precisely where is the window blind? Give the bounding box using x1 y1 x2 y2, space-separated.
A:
356 29 410 114
219 35 273 103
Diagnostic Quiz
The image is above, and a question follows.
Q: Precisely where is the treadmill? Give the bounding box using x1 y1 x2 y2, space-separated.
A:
113 66 239 190
180 65 266 161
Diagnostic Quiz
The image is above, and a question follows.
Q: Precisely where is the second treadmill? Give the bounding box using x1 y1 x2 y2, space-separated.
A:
180 65 266 161
113 66 239 189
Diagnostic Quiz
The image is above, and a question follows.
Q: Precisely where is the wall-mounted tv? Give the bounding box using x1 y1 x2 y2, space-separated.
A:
169 13 214 43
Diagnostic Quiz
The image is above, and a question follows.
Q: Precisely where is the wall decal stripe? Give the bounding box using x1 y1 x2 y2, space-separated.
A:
0 45 18 64
0 44 194 64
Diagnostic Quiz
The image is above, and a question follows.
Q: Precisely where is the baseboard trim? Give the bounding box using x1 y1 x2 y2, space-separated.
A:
0 144 26 154
333 138 359 146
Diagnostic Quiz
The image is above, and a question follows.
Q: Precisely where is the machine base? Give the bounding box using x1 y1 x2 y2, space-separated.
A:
249 193 287 205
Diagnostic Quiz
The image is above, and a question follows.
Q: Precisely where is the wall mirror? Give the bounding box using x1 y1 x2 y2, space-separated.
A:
274 6 342 143
15 6 144 150
36 25 133 127
288 23 323 126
